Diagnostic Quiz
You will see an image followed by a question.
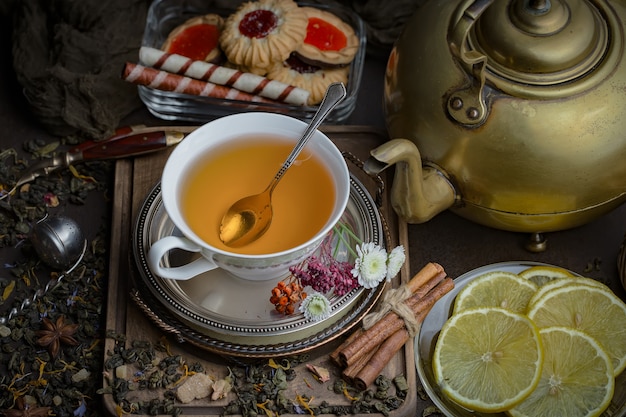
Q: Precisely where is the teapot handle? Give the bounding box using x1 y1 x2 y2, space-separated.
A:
447 0 494 125
364 139 457 224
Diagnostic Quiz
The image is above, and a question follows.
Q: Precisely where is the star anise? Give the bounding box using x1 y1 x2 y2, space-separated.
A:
35 315 79 358
0 397 51 417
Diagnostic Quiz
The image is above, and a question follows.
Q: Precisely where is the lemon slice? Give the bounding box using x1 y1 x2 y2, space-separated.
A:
433 307 543 412
518 265 574 286
453 271 538 314
528 284 626 376
508 326 614 417
527 276 609 308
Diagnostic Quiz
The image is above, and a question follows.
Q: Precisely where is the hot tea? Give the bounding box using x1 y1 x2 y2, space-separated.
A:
181 135 336 255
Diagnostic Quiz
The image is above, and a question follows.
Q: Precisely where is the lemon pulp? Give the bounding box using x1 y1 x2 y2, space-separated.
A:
433 307 543 413
508 326 614 417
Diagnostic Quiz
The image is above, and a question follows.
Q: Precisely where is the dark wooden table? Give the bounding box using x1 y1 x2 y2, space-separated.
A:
1 26 625 416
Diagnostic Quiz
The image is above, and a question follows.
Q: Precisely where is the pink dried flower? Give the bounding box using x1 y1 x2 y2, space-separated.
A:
281 221 406 319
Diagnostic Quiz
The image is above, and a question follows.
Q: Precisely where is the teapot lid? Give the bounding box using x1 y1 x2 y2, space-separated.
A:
469 0 608 85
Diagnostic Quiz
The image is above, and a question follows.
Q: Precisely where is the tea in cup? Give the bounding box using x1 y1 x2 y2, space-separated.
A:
148 112 350 281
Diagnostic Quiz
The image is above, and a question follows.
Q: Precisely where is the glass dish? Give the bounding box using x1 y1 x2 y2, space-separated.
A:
415 261 626 417
140 0 366 123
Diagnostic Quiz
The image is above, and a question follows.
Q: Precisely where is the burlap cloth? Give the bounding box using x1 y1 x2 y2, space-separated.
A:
7 0 424 140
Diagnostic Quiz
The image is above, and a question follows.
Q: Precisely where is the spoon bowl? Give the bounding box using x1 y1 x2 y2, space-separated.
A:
219 194 272 247
219 82 347 247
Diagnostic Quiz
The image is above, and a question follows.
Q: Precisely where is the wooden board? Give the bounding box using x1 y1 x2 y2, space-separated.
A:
101 126 418 416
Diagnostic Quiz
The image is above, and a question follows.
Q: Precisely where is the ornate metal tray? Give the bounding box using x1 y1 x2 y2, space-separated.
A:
131 174 386 356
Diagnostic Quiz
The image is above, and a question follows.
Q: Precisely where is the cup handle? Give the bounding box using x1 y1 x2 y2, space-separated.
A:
148 235 218 280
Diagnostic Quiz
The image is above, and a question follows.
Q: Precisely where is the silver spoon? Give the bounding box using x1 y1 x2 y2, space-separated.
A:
219 82 347 248
0 215 87 325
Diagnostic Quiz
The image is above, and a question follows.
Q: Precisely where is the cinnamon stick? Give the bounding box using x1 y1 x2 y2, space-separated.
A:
337 264 443 366
353 281 456 390
406 262 444 293
354 308 431 390
353 327 411 391
329 262 445 382
341 342 378 383
339 272 446 366
329 328 363 367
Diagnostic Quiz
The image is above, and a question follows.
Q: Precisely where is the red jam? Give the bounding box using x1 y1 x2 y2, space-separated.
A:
167 24 220 60
286 53 319 74
304 17 347 51
239 10 278 38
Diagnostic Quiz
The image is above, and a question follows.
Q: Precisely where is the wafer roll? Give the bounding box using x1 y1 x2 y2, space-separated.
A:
121 62 274 103
139 47 310 106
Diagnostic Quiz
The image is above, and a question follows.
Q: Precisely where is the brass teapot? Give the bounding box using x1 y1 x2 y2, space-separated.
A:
366 0 626 239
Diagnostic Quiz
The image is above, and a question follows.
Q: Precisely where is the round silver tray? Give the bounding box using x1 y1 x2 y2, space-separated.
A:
131 174 386 357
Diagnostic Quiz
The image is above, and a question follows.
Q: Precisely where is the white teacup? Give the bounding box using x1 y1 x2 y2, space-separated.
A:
147 112 350 281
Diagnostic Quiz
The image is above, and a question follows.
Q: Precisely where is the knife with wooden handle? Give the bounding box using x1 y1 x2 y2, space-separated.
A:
69 130 186 160
1 129 189 200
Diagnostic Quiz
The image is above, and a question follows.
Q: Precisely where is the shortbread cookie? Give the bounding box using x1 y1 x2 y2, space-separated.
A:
267 53 348 105
219 0 307 70
296 7 359 66
162 14 224 63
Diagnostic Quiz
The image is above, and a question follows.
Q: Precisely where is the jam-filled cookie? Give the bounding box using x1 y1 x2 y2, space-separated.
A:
296 7 359 66
219 0 307 70
162 14 224 62
267 53 348 105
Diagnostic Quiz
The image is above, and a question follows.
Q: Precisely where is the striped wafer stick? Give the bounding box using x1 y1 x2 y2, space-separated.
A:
121 62 274 103
139 46 310 106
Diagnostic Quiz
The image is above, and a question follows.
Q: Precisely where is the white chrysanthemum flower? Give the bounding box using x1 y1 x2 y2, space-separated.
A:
299 291 331 322
351 242 388 289
386 245 406 281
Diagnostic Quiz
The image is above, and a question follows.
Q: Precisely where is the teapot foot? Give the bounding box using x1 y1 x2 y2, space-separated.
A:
525 232 547 253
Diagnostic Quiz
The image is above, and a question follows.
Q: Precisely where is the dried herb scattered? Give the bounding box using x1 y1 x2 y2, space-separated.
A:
0 138 437 417
100 332 413 417
0 396 51 417
0 140 111 417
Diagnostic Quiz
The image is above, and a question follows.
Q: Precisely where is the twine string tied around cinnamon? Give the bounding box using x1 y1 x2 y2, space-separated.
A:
361 284 420 337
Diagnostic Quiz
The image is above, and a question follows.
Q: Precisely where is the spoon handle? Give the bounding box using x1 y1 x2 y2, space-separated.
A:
270 82 347 189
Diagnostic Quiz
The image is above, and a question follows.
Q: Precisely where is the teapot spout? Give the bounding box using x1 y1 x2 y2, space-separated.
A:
364 139 457 223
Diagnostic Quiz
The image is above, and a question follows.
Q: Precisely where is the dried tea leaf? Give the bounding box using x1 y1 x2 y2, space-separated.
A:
423 405 444 416
2 280 15 300
33 141 60 158
305 364 330 383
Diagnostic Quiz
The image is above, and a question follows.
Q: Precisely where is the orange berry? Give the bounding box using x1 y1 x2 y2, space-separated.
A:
270 295 280 304
283 286 292 296
277 281 286 289
271 287 281 297
279 296 289 306
285 304 295 315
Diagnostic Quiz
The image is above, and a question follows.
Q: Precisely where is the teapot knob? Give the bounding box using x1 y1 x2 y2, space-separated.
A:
512 0 569 34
